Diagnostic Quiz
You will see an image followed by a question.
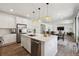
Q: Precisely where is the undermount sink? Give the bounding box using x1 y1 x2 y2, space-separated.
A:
28 34 35 36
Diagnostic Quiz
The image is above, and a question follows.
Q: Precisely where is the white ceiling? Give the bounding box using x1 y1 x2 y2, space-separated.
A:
0 3 79 23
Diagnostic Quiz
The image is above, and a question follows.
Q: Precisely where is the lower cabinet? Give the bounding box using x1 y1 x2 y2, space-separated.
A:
31 39 41 56
21 36 31 53
21 35 57 56
21 36 41 56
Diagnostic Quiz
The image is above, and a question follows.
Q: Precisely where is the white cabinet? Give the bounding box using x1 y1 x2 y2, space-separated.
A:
2 34 16 45
44 36 57 56
0 13 16 28
21 35 31 53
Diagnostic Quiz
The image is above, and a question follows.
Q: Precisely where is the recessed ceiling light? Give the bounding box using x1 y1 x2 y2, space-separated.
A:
10 9 14 12
26 14 30 17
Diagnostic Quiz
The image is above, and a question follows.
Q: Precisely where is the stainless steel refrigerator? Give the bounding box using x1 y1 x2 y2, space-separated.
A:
16 24 27 43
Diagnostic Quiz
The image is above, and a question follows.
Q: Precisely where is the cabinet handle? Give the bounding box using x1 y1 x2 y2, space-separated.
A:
32 41 40 44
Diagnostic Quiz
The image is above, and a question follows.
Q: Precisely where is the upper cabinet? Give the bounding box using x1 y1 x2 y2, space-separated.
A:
0 13 16 28
0 12 32 29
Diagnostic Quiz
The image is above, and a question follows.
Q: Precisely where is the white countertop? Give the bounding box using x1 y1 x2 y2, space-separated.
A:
21 34 57 42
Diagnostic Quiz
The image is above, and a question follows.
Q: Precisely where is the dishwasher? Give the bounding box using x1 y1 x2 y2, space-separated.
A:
31 39 41 56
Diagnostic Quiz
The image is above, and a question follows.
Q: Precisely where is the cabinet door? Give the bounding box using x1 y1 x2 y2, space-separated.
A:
25 37 31 53
0 13 16 28
21 36 25 46
21 36 31 53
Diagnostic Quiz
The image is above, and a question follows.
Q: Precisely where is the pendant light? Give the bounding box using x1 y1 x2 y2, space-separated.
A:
46 3 51 21
32 10 37 24
42 3 52 22
38 7 41 22
46 3 49 17
32 11 35 19
32 10 40 24
38 8 40 19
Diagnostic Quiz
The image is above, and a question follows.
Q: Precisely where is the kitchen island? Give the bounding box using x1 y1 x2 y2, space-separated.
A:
21 34 57 56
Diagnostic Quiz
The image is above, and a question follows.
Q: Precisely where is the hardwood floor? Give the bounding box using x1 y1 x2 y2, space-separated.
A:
0 43 30 56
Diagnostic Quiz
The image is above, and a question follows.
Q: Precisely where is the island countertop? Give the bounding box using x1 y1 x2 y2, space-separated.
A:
21 34 57 42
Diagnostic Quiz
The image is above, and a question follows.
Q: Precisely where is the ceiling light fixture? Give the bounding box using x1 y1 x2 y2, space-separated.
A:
46 3 51 21
41 3 52 22
32 8 41 24
32 11 37 24
32 11 35 18
38 8 41 19
46 3 49 17
37 7 41 22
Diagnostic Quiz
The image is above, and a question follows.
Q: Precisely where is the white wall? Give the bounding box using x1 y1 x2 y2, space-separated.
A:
50 20 73 33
